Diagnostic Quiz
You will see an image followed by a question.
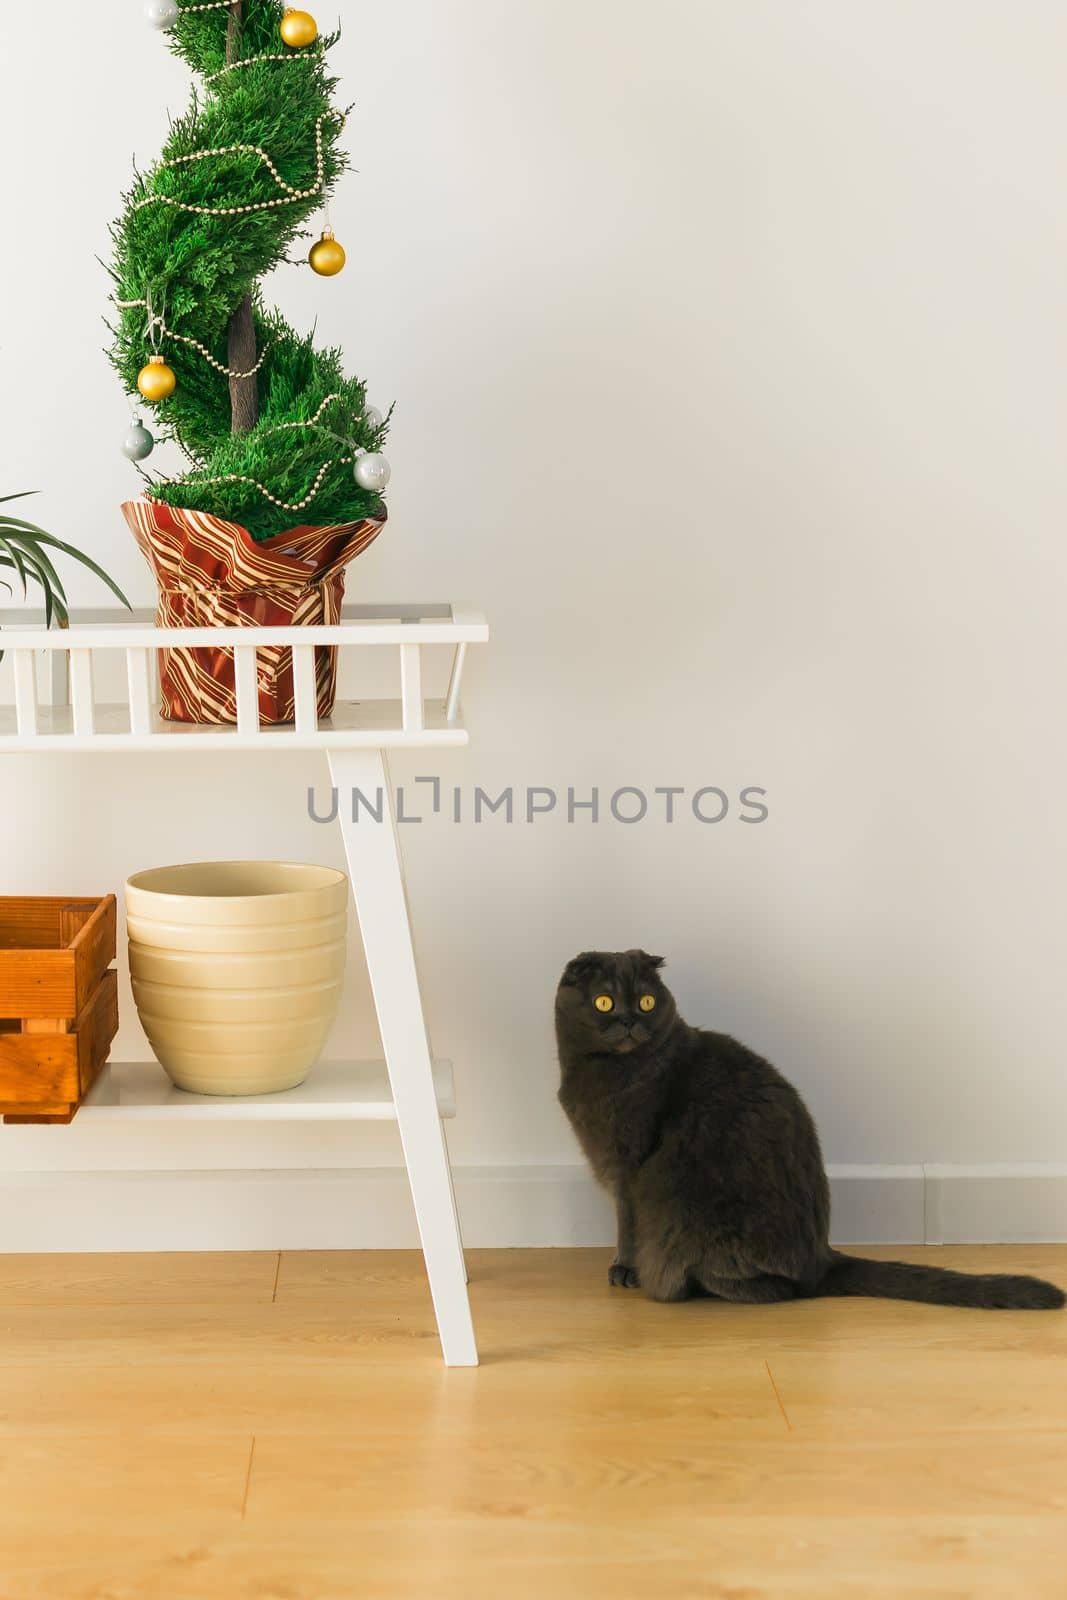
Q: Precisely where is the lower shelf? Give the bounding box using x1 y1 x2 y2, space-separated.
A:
78 1059 456 1121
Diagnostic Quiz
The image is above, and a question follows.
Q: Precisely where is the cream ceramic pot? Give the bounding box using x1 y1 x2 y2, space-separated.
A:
126 861 348 1095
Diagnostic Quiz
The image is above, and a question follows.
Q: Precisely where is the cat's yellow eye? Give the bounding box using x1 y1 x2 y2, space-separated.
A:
638 994 657 1012
594 994 614 1013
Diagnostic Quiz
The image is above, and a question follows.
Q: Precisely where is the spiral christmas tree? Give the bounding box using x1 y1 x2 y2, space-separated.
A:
108 1 390 543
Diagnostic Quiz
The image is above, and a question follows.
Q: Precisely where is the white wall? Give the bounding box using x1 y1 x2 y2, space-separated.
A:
3 2 1067 1240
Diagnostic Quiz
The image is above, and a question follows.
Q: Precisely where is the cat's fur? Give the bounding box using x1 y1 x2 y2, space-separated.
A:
556 950 1065 1310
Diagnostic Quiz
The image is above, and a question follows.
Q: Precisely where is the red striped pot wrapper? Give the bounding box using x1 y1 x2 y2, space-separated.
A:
122 498 385 725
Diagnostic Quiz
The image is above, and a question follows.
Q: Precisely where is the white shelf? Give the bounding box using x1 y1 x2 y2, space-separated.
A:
0 603 483 1362
0 698 468 752
79 1059 456 1121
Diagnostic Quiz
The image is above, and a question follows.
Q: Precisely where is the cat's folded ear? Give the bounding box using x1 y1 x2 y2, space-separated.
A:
629 949 666 972
560 952 604 987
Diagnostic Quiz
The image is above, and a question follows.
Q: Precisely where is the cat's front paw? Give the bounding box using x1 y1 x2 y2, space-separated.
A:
608 1259 640 1289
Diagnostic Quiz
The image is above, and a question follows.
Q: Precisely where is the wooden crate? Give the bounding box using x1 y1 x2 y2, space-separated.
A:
0 897 116 1019
0 897 118 1123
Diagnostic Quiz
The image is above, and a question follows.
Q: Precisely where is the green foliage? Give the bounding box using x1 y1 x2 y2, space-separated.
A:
0 494 130 635
107 0 388 541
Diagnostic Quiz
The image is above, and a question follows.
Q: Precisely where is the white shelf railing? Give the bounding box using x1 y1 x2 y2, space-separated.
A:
0 603 488 751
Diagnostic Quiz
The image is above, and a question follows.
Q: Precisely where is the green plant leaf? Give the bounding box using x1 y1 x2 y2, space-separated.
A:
2 533 67 600
0 511 68 538
0 494 128 633
7 544 61 628
0 537 31 599
17 532 131 611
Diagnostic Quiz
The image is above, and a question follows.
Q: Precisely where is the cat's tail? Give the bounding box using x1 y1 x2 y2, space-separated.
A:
815 1250 1065 1310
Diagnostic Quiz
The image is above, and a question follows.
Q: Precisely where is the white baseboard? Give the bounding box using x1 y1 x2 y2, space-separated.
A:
924 1164 1067 1244
0 1163 1064 1252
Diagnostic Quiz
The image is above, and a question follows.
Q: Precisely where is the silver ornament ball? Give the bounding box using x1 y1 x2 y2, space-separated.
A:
122 421 155 462
145 0 180 29
353 452 391 492
361 405 384 432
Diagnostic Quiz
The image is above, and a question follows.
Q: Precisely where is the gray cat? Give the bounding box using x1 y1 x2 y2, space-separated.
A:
556 950 1065 1310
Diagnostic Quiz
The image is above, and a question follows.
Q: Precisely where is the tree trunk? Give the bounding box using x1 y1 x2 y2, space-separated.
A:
225 2 260 432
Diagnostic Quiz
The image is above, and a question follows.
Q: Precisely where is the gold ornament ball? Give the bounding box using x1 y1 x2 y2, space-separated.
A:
280 9 318 48
309 229 346 277
137 354 177 403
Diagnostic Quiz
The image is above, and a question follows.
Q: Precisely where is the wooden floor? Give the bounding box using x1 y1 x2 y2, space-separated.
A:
1 1246 1066 1598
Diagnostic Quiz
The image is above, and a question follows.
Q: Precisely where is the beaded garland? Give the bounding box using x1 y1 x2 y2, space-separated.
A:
205 46 324 85
115 297 273 380
153 455 355 514
262 393 343 432
133 112 342 219
134 393 372 512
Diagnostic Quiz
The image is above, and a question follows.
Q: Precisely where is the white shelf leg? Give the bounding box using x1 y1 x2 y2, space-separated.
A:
328 747 477 1367
442 1123 469 1284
